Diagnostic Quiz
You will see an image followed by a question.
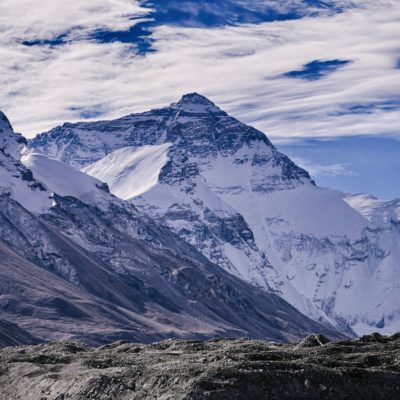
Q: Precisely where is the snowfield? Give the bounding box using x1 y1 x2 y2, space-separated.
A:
82 143 171 200
21 152 111 209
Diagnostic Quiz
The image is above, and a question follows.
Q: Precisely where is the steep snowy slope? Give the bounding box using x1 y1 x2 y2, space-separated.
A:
82 144 171 199
21 152 111 209
30 94 400 336
0 112 52 213
0 110 339 343
344 193 400 225
0 111 25 160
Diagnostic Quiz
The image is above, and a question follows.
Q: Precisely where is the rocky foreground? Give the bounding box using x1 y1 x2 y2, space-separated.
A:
0 334 399 399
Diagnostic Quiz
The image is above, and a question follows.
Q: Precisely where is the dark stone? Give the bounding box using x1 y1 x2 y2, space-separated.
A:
1 336 400 399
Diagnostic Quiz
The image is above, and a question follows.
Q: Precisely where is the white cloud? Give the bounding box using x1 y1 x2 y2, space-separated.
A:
290 157 358 177
0 0 145 41
0 0 399 140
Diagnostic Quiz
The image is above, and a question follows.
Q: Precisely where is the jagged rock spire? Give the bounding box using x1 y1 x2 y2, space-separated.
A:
0 111 26 160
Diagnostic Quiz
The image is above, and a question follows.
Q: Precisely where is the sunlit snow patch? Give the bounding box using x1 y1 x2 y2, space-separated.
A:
344 193 400 225
82 143 171 200
21 152 110 208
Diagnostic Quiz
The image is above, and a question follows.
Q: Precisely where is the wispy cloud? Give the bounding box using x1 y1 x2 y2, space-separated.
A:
290 157 358 177
0 1 146 42
0 0 399 140
278 135 400 199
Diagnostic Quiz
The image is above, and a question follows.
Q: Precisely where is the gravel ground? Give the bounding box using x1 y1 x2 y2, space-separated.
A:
0 333 399 399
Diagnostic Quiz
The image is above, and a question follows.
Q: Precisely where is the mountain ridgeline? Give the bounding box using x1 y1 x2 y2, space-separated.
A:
0 93 399 345
30 93 400 337
0 102 341 346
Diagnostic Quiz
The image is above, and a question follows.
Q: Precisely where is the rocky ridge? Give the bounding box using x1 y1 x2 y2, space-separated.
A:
0 333 399 399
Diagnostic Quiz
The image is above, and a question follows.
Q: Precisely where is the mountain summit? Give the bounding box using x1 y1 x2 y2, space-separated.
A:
174 92 225 114
0 111 26 160
0 111 13 135
29 95 400 337
178 92 217 106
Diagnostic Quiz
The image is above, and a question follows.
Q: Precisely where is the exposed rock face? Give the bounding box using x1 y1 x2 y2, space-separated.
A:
29 93 400 336
1 334 400 399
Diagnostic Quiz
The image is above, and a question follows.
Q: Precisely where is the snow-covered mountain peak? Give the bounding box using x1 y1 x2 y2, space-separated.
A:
28 98 400 336
173 92 225 115
0 113 112 215
0 111 26 160
178 92 214 105
0 111 13 135
28 95 311 190
0 112 52 213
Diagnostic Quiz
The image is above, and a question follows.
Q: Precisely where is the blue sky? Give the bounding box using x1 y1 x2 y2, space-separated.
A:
0 0 399 199
279 136 400 200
